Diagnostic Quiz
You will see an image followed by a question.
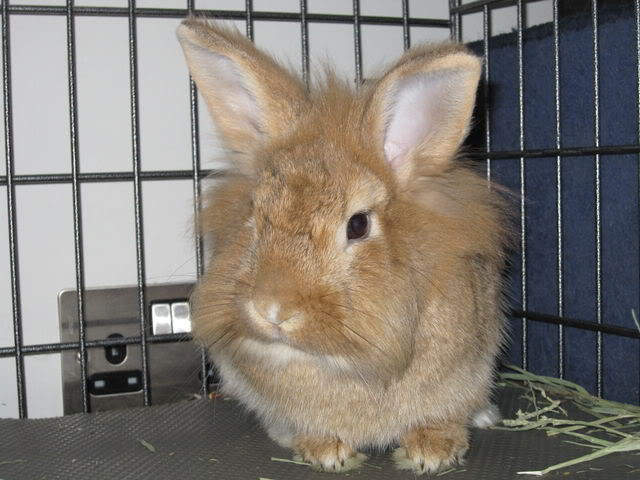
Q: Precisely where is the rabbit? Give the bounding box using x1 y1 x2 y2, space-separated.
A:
177 17 511 475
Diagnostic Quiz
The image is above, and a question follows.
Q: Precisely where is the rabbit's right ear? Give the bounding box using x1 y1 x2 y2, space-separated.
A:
365 45 481 186
177 19 307 165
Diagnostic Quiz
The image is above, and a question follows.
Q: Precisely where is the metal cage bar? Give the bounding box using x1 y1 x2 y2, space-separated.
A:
2 0 27 419
592 0 604 398
517 0 528 370
4 303 638 359
300 0 310 86
469 144 640 159
483 4 491 181
636 0 640 404
2 4 448 28
5 144 640 188
451 0 541 15
553 0 564 380
245 0 254 41
128 0 151 407
3 0 639 418
187 0 208 398
401 0 411 51
352 0 362 84
0 169 224 186
0 332 192 358
65 0 90 414
450 0 462 42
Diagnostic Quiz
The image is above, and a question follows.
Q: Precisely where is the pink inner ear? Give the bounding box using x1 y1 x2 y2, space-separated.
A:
185 42 261 138
383 72 452 169
213 54 261 132
384 141 404 168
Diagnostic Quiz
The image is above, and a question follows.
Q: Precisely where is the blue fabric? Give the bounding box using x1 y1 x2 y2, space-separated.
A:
467 6 639 404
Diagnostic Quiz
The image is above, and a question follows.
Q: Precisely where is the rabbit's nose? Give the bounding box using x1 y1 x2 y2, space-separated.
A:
258 302 283 325
251 299 297 326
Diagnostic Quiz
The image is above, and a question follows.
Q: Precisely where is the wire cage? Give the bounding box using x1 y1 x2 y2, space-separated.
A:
0 0 638 445
455 0 640 405
0 0 458 421
1 0 640 478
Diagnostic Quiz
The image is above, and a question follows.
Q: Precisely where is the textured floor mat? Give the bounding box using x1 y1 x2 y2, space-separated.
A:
1 388 638 480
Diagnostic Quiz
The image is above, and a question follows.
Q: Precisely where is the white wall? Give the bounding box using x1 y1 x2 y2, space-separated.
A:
0 0 552 419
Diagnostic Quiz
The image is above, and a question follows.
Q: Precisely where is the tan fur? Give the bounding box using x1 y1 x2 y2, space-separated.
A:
177 19 307 160
178 18 511 475
294 435 367 472
393 423 469 474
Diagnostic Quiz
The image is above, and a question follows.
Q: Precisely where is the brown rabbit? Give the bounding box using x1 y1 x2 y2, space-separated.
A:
178 18 510 475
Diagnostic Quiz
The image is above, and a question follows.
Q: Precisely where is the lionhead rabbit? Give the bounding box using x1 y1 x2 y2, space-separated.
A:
177 18 510 475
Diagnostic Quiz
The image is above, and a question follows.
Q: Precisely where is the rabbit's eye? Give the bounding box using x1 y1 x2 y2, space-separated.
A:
347 212 369 240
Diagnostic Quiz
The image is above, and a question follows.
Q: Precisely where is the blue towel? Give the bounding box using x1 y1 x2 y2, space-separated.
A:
467 5 639 403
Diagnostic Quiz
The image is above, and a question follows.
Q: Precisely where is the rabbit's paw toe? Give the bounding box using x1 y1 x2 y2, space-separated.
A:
393 424 468 475
294 436 366 473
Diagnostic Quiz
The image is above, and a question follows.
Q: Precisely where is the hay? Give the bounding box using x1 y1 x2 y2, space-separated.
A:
495 364 640 476
137 439 156 453
270 457 310 466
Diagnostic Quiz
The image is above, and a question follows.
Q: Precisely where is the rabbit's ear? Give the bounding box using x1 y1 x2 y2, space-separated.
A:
177 19 306 161
367 47 481 184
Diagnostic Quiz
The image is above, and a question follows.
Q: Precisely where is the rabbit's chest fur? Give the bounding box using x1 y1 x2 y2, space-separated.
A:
214 290 500 449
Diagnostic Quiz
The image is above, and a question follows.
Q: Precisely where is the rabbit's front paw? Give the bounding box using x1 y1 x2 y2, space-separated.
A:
393 423 469 475
294 436 366 473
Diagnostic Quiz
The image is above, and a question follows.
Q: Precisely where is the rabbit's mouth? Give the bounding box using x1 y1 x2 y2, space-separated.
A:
235 336 356 376
236 337 314 367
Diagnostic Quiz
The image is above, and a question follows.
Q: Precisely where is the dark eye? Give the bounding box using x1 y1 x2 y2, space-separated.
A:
347 212 370 240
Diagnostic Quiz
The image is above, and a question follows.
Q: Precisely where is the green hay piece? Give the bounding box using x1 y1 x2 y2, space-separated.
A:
631 309 640 334
436 467 457 476
495 364 640 476
562 440 600 449
0 460 25 465
363 462 382 470
138 439 156 453
270 457 310 466
517 437 640 476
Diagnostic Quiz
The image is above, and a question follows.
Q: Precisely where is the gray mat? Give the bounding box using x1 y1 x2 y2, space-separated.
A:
1 388 637 480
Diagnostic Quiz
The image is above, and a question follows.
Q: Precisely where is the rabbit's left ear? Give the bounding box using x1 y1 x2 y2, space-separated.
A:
366 46 481 185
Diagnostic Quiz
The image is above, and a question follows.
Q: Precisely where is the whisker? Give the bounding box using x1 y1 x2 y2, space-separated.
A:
160 355 213 404
146 273 198 282
323 300 387 327
226 336 247 362
320 319 384 408
320 305 384 352
340 322 385 353
196 301 237 309
207 328 236 350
